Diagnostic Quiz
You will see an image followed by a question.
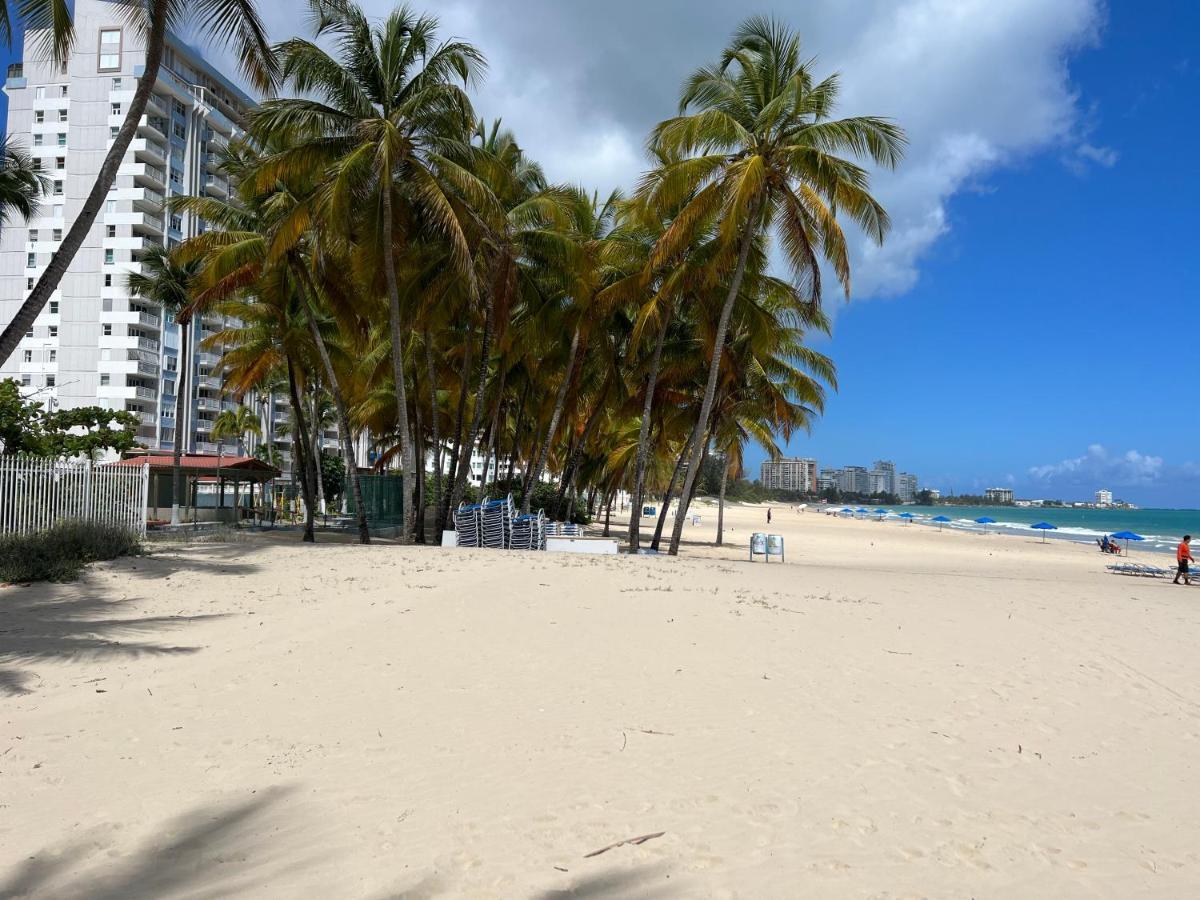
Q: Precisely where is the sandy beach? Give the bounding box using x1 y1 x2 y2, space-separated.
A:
3 504 1199 898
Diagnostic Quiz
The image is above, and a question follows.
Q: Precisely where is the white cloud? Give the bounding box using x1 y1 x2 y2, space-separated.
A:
252 0 1107 301
1029 444 1165 487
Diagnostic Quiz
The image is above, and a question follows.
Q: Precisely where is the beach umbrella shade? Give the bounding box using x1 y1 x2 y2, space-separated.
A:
1031 521 1057 543
1110 530 1144 555
840 507 853 516
874 507 888 520
931 514 951 531
898 512 915 524
975 516 996 533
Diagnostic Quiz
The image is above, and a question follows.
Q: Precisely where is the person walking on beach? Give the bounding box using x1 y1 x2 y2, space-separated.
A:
1175 535 1193 585
767 507 772 525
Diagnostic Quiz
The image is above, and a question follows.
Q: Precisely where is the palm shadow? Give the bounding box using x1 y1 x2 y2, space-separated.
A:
0 577 226 695
0 785 321 899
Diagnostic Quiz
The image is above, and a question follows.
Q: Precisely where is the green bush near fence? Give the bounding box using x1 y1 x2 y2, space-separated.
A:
0 521 142 583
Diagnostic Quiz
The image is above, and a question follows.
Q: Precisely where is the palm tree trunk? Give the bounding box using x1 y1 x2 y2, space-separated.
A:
555 377 609 509
716 455 728 546
505 381 529 488
449 282 495 512
523 326 580 514
170 317 190 527
627 311 669 552
424 330 441 525
380 182 415 543
412 381 426 544
438 324 473 532
479 367 506 494
668 202 760 556
603 492 614 537
0 1 169 366
311 390 326 515
650 428 695 551
292 260 370 544
286 358 316 542
678 439 710 525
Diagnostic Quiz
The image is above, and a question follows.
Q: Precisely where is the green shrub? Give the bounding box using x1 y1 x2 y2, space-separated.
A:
0 521 142 583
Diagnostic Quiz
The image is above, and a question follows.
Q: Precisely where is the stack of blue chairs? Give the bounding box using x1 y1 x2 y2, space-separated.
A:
454 503 481 547
480 494 514 549
544 521 582 538
510 510 545 551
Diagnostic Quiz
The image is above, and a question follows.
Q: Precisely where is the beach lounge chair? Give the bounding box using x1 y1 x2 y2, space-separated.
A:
454 503 482 548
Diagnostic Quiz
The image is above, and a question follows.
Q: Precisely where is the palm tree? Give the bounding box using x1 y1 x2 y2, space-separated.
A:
0 138 48 226
127 244 201 527
644 16 905 555
252 0 488 541
213 404 261 457
0 0 278 366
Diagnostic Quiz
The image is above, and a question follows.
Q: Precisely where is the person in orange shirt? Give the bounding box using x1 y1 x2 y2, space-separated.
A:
1175 535 1193 585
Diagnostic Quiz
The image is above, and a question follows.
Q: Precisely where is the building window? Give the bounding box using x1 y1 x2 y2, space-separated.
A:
21 374 31 386
103 323 112 336
52 182 63 196
22 350 31 362
112 77 122 90
55 156 65 170
48 326 57 338
173 122 185 140
32 158 43 171
104 274 112 287
57 133 66 146
35 86 45 99
60 59 68 75
28 228 37 243
111 103 121 117
53 204 63 219
48 349 56 362
106 225 116 238
109 125 119 138
57 109 67 122
46 374 56 387
100 374 110 386
99 28 122 71
173 99 185 116
104 249 114 264
33 134 43 146
105 199 117 213
59 84 68 97
170 214 181 231
26 277 34 290
49 300 58 313
26 252 36 268
52 228 62 241
34 110 44 124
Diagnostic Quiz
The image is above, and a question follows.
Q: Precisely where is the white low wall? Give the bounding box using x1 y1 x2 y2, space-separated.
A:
546 537 618 555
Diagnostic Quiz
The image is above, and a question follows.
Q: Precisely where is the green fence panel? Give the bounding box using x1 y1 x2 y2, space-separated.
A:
347 474 405 529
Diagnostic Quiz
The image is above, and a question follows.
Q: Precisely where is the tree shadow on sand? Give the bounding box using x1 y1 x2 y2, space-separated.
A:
0 578 229 695
0 785 323 899
531 861 677 899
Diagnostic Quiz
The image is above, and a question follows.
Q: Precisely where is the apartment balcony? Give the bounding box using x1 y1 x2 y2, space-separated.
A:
97 384 157 402
131 212 165 236
99 334 160 354
126 162 166 188
144 94 169 118
196 397 221 411
126 409 157 426
130 186 165 211
196 351 222 367
129 137 168 166
138 114 168 141
102 308 162 330
195 441 218 454
195 375 222 391
195 419 213 433
204 173 229 197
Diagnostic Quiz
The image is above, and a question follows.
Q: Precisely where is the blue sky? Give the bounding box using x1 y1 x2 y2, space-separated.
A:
2 1 1197 507
780 3 1200 507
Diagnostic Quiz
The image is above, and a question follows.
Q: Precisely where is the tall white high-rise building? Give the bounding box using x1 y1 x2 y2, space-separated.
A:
760 457 818 492
0 0 253 458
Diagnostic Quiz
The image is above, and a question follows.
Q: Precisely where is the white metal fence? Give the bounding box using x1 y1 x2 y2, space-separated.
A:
0 455 149 537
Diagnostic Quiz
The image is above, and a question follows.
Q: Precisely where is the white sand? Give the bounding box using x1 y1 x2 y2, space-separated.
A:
2 504 1199 898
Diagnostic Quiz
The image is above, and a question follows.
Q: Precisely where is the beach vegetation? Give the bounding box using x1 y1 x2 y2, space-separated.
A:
0 521 141 584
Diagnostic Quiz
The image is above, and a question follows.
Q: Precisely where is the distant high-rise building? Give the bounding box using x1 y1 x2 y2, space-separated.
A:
871 460 897 494
896 473 919 502
1095 489 1113 507
984 487 1014 504
817 468 840 492
839 465 870 495
760 457 818 493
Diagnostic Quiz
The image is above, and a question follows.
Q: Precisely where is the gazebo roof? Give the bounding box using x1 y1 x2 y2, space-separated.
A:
104 453 281 480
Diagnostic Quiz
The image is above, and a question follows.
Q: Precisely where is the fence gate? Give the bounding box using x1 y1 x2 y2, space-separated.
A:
0 455 150 537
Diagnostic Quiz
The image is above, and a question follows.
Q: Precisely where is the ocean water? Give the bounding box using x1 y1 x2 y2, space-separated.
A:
831 504 1200 554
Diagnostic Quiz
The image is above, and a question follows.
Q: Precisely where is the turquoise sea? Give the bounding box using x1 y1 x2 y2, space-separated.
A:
834 505 1200 554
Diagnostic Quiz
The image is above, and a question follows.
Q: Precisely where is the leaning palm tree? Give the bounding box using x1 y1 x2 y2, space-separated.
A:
127 244 201 527
644 16 905 555
0 0 278 366
252 0 488 541
212 403 261 457
0 138 47 226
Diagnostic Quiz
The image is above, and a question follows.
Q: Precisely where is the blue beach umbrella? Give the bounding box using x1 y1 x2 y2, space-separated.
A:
840 507 853 516
1031 521 1057 543
898 512 915 524
931 514 951 531
874 507 888 520
975 516 996 533
1110 530 1144 555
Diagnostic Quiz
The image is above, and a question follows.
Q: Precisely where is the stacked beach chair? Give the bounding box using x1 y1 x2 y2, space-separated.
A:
509 510 546 551
546 521 583 537
454 503 482 548
480 494 515 549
